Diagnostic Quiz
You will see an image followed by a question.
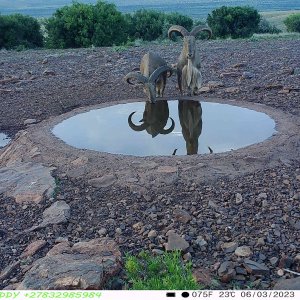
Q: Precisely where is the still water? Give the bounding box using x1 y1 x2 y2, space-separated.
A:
0 133 10 148
52 100 276 156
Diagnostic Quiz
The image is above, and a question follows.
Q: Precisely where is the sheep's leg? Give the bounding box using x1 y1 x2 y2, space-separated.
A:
177 69 183 95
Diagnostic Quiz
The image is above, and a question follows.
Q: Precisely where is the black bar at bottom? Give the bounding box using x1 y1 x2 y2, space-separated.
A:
166 292 176 297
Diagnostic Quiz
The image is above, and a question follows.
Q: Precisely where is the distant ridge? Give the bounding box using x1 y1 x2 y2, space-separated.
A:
1 0 300 19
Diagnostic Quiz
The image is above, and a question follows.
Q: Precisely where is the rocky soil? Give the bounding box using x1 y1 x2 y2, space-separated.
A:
0 38 300 290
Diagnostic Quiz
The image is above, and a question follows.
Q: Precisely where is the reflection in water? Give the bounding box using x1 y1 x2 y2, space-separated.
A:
0 133 10 148
128 99 203 155
178 100 202 155
128 101 175 138
52 100 276 157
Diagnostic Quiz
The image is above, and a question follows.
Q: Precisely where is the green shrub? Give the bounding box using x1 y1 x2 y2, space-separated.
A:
45 0 128 48
91 1 128 47
284 13 300 33
162 12 194 39
165 12 193 31
125 251 200 290
127 9 165 41
207 6 261 39
0 14 43 49
256 18 281 34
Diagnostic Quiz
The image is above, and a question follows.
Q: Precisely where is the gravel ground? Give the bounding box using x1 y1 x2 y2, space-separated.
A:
0 38 299 289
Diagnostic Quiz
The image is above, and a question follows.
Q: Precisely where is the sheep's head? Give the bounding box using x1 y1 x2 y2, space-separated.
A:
125 65 172 103
183 36 196 59
168 25 212 59
128 101 175 137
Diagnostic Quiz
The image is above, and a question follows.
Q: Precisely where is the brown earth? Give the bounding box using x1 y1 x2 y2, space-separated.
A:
0 39 300 290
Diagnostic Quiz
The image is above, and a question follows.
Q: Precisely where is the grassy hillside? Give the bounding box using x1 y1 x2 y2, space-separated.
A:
261 10 300 31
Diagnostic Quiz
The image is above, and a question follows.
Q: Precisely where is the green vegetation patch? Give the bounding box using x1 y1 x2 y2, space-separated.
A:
0 13 43 49
207 6 261 39
284 13 300 33
125 250 200 290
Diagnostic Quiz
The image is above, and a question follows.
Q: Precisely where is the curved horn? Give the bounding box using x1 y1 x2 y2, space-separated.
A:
168 25 189 39
128 112 148 131
124 72 147 85
149 65 173 82
161 117 175 135
190 25 212 39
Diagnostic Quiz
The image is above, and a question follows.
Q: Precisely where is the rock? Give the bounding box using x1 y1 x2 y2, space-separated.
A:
42 58 48 64
152 249 164 255
236 267 247 275
24 119 37 125
277 269 284 276
235 246 252 257
218 261 236 283
40 201 70 227
157 166 178 173
233 63 247 68
0 261 20 281
257 193 268 200
98 228 107 236
193 268 213 287
269 257 279 266
195 236 208 247
273 277 300 290
183 252 192 261
198 86 211 93
20 240 47 258
0 162 56 204
222 242 238 253
173 209 192 224
115 228 122 235
278 255 293 269
165 232 189 252
278 89 290 94
243 259 269 275
235 193 243 205
71 156 89 166
43 69 55 76
148 230 157 238
132 222 143 230
225 87 240 93
293 67 300 75
18 238 121 290
256 237 265 246
242 71 254 79
208 81 224 88
220 72 240 77
88 175 116 188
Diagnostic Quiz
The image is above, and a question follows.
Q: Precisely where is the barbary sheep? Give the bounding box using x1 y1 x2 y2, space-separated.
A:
168 25 212 96
125 52 172 103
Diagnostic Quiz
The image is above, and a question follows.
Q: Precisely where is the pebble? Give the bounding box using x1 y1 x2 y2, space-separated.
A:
115 228 122 235
222 242 238 253
98 228 107 236
235 246 252 257
235 193 243 205
269 257 279 266
148 230 157 238
24 118 37 125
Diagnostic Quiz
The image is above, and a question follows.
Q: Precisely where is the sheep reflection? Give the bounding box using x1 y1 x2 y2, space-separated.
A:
128 100 175 138
178 100 202 155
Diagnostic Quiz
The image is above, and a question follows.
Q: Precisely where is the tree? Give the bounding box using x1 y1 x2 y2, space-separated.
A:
45 1 128 49
129 10 165 41
284 13 300 33
0 14 43 49
207 6 261 39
